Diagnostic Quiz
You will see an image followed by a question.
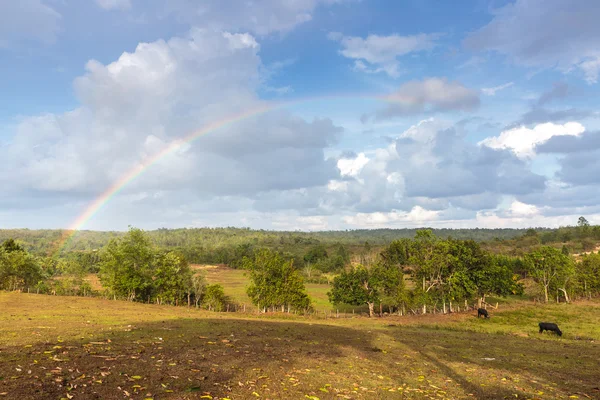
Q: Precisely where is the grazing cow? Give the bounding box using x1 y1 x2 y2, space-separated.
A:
539 322 562 336
477 308 489 318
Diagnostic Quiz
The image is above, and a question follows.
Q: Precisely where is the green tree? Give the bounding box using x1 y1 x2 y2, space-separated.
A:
335 244 350 264
578 216 590 227
409 231 454 312
380 238 411 267
577 253 600 298
245 249 311 313
328 265 381 317
153 251 193 305
303 244 328 264
471 254 523 303
0 245 44 291
202 284 227 311
191 272 208 307
525 246 574 303
2 238 24 253
99 227 155 301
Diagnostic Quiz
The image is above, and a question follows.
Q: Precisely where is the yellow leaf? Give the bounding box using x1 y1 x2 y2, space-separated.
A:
252 392 260 397
131 376 142 380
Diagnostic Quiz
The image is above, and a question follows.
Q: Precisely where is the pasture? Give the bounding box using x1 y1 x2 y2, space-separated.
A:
1 292 599 399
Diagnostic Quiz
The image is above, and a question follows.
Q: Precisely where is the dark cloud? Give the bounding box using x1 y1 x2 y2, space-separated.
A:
555 150 600 185
536 130 600 153
537 82 571 106
505 107 596 129
518 183 600 209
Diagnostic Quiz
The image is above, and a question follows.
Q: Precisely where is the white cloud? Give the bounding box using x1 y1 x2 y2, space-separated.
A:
479 121 586 158
481 82 514 96
96 0 132 11
337 152 369 177
327 180 349 192
343 206 440 227
579 56 600 84
0 0 61 47
464 0 600 84
330 32 439 78
0 27 342 220
507 200 540 217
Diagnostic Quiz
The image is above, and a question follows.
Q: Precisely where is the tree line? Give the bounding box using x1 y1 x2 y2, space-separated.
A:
2 220 600 317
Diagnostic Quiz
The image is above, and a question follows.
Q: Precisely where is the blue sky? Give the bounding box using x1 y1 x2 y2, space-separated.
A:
1 0 600 231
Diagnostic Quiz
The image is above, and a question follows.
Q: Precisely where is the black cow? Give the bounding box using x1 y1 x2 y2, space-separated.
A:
539 322 562 336
477 308 489 318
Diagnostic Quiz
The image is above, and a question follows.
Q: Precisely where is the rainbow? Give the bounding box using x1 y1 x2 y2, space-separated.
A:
54 94 387 254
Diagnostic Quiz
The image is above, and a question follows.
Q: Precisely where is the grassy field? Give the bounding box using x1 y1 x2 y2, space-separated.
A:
1 292 599 399
195 265 340 313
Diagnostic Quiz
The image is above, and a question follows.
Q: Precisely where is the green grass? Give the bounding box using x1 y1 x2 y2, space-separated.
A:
1 292 600 399
199 265 340 313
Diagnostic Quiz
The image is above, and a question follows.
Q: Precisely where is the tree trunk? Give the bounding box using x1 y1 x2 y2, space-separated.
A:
543 285 549 303
187 293 191 307
379 303 383 317
443 300 446 314
422 304 427 314
367 302 375 317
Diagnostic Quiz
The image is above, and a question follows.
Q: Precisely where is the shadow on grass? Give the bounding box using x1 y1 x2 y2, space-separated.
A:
387 326 600 399
0 317 379 400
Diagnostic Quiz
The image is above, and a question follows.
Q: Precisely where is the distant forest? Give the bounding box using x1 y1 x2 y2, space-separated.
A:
1 224 598 265
1 226 539 255
2 219 600 310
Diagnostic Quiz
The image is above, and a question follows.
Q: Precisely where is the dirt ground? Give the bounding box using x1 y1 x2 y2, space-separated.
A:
1 293 599 399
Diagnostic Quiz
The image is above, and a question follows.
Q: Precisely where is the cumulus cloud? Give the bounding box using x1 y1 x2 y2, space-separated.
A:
0 0 61 47
310 118 546 224
337 153 369 177
342 206 440 227
479 121 586 158
96 0 132 10
329 32 439 78
481 82 514 96
464 0 600 84
0 28 342 219
372 78 480 120
506 200 540 218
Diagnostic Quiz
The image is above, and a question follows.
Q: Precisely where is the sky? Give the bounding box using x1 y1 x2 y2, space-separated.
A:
1 0 600 232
